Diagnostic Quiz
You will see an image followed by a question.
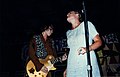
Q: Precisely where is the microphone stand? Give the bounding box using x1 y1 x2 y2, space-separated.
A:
82 1 92 77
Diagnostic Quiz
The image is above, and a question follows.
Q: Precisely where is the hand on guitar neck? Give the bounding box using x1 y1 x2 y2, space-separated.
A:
61 53 68 62
61 47 70 62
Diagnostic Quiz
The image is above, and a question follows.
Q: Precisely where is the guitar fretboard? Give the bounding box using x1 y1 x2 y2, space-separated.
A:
51 56 62 64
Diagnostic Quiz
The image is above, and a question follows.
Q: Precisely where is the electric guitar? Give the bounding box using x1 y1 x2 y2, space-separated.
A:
26 54 67 77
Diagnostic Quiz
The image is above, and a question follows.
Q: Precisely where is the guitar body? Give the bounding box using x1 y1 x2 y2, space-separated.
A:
26 55 56 77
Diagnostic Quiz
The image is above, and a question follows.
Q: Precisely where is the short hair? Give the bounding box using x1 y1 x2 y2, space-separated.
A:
67 10 83 21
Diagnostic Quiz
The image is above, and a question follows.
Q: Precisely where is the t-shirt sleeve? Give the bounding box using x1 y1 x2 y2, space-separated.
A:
88 21 99 39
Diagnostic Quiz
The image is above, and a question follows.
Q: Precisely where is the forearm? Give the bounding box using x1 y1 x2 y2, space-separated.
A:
89 41 102 51
63 69 67 77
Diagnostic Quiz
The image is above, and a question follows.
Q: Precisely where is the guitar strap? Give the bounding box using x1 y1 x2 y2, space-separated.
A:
33 35 48 59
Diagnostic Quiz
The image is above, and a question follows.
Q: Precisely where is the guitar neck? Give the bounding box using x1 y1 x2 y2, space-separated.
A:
51 56 62 64
51 47 70 64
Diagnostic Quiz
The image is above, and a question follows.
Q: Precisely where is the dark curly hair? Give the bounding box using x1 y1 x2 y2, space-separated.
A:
40 23 54 33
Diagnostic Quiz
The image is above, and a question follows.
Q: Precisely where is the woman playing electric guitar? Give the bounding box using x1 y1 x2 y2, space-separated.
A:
25 24 67 77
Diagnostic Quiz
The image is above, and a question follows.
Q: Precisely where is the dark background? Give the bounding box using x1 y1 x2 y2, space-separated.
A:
1 0 120 76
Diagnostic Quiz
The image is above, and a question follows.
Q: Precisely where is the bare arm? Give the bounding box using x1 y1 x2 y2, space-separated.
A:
63 69 67 77
89 34 102 51
78 34 102 55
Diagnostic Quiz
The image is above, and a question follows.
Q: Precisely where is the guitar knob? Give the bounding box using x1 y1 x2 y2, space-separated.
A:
49 56 52 59
39 73 41 75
